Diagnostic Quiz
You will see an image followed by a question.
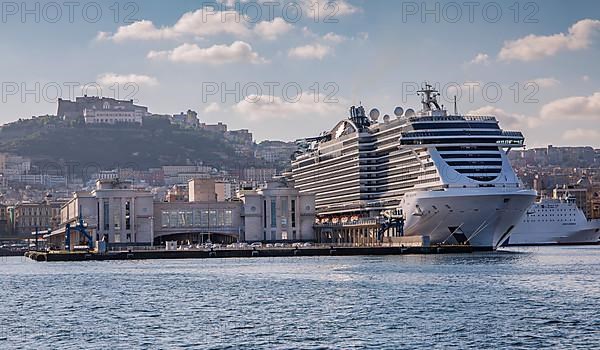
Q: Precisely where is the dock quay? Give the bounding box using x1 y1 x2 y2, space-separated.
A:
24 245 474 262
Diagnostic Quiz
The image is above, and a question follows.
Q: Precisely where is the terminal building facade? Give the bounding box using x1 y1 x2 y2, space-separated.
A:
47 178 315 249
49 180 154 248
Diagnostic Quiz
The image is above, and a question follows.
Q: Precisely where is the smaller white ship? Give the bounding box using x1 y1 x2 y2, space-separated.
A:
506 196 600 245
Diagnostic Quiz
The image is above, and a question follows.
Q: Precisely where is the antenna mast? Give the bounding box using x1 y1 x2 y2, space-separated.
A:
453 95 458 115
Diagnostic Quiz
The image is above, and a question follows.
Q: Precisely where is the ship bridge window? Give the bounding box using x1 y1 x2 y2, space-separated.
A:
411 122 500 130
455 168 501 174
440 153 501 159
446 161 502 167
437 146 500 152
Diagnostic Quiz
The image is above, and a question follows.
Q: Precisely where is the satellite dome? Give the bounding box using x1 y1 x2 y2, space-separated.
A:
405 108 415 117
394 106 404 117
383 114 390 123
369 108 380 121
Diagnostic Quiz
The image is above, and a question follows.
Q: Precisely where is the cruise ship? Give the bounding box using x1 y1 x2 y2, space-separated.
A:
506 196 600 245
291 84 536 250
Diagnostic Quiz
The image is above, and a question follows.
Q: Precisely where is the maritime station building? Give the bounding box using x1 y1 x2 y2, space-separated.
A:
46 178 315 249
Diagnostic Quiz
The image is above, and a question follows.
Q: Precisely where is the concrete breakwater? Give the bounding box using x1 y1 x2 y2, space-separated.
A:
25 245 475 262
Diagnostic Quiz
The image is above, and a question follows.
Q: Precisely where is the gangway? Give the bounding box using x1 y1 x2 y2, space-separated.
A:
65 215 94 251
377 209 405 241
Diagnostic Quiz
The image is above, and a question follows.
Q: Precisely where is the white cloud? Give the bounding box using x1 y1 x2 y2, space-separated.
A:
498 19 600 62
301 26 317 38
467 106 531 129
98 10 249 42
97 73 159 87
357 32 369 41
148 41 268 65
582 75 590 81
204 102 222 113
540 91 600 120
328 0 361 16
303 28 363 44
297 0 361 16
469 53 490 65
322 32 347 43
96 8 295 42
174 9 251 37
562 128 600 142
530 77 560 88
288 44 333 60
254 17 293 40
233 93 345 121
96 20 179 42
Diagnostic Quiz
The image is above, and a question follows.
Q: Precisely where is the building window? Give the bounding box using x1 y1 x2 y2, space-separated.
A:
291 199 296 228
103 201 110 230
114 210 121 231
224 210 233 226
280 198 288 226
209 210 217 227
201 210 209 226
193 209 202 227
263 200 267 228
125 201 131 230
217 210 225 227
169 211 178 228
270 200 276 228
161 211 169 228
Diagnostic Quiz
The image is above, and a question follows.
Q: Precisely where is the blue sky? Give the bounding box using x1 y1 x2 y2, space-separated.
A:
1 0 599 146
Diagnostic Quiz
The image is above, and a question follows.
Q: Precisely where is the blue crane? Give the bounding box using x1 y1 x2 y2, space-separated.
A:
65 214 94 251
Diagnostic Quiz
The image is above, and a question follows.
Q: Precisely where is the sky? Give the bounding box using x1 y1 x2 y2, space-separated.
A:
0 0 599 147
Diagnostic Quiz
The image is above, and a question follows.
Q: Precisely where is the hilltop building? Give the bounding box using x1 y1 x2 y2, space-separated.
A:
171 110 199 129
0 153 31 176
57 96 149 124
200 122 228 133
255 141 297 164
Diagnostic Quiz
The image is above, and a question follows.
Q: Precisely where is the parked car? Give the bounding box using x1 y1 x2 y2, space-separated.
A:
303 242 313 247
274 243 285 248
250 242 262 248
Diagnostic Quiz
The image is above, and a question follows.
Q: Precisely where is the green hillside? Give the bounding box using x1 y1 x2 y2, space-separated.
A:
0 116 264 171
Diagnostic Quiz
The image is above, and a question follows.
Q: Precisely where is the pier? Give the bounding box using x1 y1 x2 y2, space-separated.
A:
24 244 474 262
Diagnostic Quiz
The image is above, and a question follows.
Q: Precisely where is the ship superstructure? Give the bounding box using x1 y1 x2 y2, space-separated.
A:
291 84 536 249
507 196 600 245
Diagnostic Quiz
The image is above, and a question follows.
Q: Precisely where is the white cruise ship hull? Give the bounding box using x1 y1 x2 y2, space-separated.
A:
402 188 536 250
508 222 600 245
